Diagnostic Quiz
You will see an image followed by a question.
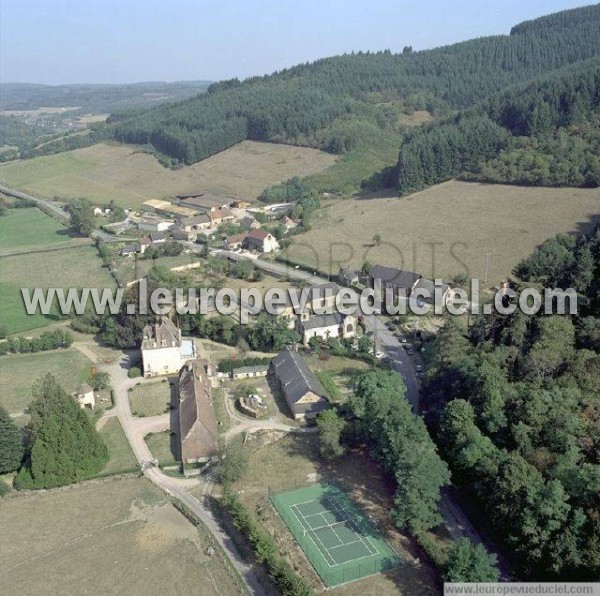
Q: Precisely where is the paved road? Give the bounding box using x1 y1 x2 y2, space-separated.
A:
213 250 512 578
100 354 261 593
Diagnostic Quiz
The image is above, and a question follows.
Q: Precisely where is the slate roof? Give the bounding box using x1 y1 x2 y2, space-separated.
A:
149 231 168 243
270 349 328 416
301 312 343 330
412 278 450 304
371 265 421 290
180 213 211 226
178 360 218 462
142 317 181 350
121 243 137 255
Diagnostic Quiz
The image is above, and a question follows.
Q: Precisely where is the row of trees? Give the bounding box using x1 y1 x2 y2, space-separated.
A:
0 329 73 356
111 5 600 165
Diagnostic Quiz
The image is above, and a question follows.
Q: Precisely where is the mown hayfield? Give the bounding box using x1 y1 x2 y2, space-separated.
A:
0 140 336 208
0 348 91 417
0 477 245 595
0 207 75 251
289 181 600 285
0 245 114 334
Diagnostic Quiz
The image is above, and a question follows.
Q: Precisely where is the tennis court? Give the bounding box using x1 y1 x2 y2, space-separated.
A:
270 483 400 587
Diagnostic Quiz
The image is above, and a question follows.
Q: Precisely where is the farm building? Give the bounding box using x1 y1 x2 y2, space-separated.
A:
231 364 269 380
149 231 168 244
270 348 329 419
243 228 280 253
179 213 212 232
136 216 175 233
231 200 251 209
224 233 247 251
121 243 138 257
142 199 198 219
171 225 197 242
207 208 235 226
240 215 261 230
141 317 196 377
178 360 218 464
411 278 454 309
176 193 231 211
137 237 151 254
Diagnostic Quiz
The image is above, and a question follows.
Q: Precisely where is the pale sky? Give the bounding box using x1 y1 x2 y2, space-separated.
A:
0 0 592 85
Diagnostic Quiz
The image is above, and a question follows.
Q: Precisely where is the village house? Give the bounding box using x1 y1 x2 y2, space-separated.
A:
141 317 196 377
298 312 357 346
207 208 235 226
270 348 329 420
178 213 212 232
224 233 246 251
230 200 251 209
178 360 218 465
170 225 197 242
137 237 151 254
240 215 261 230
243 228 280 253
121 243 138 257
280 215 298 231
75 384 95 409
149 231 168 244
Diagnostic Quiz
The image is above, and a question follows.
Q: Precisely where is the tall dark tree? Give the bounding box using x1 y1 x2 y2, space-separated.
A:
0 405 24 474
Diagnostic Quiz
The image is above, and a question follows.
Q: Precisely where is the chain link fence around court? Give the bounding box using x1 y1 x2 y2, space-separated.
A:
268 484 400 588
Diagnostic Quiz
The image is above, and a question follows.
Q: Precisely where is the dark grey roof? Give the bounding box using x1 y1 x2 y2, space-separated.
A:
149 231 167 242
121 244 137 254
302 312 342 330
413 278 450 304
271 349 327 406
372 265 420 290
180 213 211 226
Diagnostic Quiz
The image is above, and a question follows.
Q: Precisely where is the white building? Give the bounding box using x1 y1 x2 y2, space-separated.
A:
298 312 357 346
75 383 95 409
141 317 196 377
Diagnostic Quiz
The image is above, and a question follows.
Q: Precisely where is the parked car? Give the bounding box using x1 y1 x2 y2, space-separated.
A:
415 362 423 372
375 351 385 359
404 344 414 354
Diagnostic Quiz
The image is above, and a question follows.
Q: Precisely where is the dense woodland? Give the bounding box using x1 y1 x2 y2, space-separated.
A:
110 5 600 176
425 227 600 580
397 58 600 193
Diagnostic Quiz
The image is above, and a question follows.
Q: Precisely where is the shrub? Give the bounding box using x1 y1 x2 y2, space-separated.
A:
128 367 142 378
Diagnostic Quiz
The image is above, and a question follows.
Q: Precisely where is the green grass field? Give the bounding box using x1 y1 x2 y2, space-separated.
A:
99 417 138 474
145 431 178 464
271 483 400 588
129 381 172 417
0 244 114 334
0 348 91 417
0 207 74 251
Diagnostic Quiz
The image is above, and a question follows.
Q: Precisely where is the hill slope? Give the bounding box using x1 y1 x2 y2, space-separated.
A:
111 4 600 173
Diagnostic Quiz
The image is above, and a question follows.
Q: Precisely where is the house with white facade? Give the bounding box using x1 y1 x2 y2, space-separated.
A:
141 317 196 377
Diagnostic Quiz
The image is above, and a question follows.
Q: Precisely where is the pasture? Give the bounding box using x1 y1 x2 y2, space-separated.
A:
129 380 172 417
289 181 600 285
0 140 337 208
99 418 138 474
0 244 114 334
0 207 75 251
0 477 245 595
0 348 91 419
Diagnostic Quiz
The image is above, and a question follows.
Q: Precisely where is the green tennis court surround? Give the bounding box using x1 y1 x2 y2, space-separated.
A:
270 483 401 588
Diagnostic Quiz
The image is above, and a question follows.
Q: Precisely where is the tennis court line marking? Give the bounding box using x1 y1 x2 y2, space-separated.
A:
326 496 380 558
290 503 337 567
290 498 383 568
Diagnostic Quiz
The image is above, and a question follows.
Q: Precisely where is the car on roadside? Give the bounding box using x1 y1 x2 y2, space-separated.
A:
375 351 385 359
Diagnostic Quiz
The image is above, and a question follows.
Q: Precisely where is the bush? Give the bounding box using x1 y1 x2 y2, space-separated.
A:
222 487 312 595
128 367 142 378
